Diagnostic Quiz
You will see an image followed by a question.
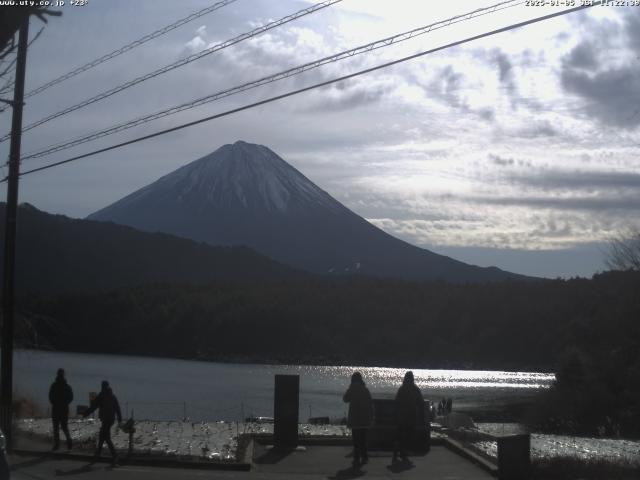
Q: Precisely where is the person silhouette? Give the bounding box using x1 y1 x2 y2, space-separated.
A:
83 380 122 464
393 371 423 462
342 372 373 467
49 368 73 450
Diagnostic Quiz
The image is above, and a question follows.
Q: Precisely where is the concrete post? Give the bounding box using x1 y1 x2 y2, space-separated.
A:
273 374 299 449
498 433 531 480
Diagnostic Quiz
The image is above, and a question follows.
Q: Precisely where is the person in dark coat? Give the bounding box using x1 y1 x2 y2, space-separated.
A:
393 371 424 462
83 380 122 463
343 371 373 467
49 368 73 450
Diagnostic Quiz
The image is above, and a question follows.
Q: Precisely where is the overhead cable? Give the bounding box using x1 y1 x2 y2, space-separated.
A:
0 26 44 114
23 0 239 100
9 2 599 181
0 0 342 143
22 0 523 160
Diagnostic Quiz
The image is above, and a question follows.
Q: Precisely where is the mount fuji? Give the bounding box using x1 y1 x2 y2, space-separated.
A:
88 141 525 282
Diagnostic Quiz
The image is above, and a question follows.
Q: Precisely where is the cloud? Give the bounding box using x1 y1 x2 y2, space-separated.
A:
302 81 393 112
367 203 637 252
185 35 206 51
564 42 598 70
478 107 495 121
429 65 466 108
487 154 533 169
514 120 558 139
504 169 640 191
560 9 640 128
491 49 516 96
489 154 514 167
471 48 522 108
625 9 640 53
476 193 640 212
561 66 640 128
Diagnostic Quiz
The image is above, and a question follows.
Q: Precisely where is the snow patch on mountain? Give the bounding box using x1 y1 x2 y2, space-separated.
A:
128 141 341 214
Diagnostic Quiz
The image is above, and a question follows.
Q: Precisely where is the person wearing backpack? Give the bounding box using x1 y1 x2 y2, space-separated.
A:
83 380 122 464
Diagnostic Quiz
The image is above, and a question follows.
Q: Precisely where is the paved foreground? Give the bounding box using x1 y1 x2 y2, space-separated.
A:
9 445 493 479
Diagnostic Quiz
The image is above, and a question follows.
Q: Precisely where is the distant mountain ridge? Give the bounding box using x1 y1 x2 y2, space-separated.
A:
0 203 301 293
89 141 529 282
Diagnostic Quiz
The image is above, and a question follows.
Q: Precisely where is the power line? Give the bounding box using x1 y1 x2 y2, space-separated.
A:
0 26 45 114
0 77 15 98
0 0 342 143
9 2 599 181
22 0 523 161
23 0 238 100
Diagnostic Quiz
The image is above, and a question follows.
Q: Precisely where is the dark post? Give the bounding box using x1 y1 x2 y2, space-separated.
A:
1 16 30 451
273 374 299 449
497 434 531 480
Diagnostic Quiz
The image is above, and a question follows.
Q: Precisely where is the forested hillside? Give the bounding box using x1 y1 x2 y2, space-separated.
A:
17 271 639 371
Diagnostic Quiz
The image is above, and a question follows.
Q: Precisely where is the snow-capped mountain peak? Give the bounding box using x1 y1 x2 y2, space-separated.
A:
127 141 340 214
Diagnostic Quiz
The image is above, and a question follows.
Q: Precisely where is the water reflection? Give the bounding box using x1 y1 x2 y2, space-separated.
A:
312 365 554 390
15 350 554 422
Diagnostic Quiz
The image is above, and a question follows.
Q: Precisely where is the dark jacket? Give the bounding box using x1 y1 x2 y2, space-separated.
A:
343 381 373 429
49 379 73 419
395 382 424 428
85 388 122 424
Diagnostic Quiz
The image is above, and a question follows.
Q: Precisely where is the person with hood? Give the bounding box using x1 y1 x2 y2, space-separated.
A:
49 368 73 450
393 371 424 462
83 380 122 463
342 371 373 467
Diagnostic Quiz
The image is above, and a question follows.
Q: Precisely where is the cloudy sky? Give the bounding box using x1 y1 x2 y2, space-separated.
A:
1 0 639 278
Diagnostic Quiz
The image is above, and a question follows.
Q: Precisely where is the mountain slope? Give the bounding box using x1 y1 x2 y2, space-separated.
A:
0 203 301 293
89 141 527 282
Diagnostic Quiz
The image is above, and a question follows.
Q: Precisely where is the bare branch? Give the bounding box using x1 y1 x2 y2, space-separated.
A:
606 227 640 271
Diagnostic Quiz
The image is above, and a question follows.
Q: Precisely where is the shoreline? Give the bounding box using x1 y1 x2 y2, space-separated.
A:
15 347 556 375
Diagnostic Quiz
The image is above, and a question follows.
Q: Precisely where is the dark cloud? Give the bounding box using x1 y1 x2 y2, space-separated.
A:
489 154 514 167
624 8 640 54
560 65 640 127
475 48 518 104
428 65 466 108
530 217 573 238
564 42 598 70
492 50 515 90
422 65 495 122
516 120 558 138
478 107 495 122
566 10 620 49
560 10 640 128
301 82 393 112
475 193 640 212
505 169 640 191
487 154 533 168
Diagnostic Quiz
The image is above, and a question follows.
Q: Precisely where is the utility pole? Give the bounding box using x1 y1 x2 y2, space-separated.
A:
1 16 30 451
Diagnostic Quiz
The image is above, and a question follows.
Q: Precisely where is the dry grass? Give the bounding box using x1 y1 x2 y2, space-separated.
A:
532 456 640 479
13 396 41 418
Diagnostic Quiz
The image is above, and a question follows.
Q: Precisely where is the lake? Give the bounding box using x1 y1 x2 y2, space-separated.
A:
14 349 554 422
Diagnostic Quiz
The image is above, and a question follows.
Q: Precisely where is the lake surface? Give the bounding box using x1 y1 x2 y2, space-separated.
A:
14 349 554 422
